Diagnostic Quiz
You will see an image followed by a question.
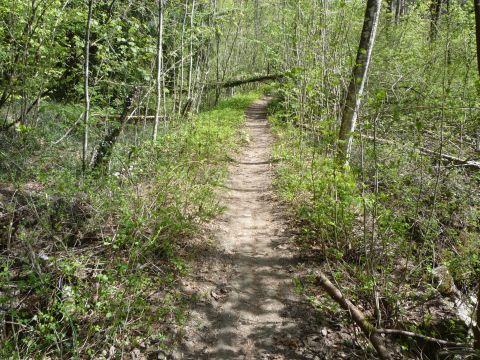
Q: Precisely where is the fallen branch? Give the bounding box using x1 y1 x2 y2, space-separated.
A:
218 74 284 89
361 135 480 170
91 114 165 119
316 271 392 360
52 112 84 145
190 74 284 93
91 92 137 171
1 91 48 131
297 123 480 170
377 328 467 347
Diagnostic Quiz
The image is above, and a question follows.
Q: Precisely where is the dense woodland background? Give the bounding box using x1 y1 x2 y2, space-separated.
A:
1 0 480 358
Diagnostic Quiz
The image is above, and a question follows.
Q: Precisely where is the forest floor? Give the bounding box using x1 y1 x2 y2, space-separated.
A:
171 98 356 360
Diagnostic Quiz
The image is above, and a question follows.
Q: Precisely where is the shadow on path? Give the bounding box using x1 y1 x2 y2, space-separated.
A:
174 98 362 360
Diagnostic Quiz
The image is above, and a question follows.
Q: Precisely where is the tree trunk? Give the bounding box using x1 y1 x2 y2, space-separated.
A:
475 0 480 78
153 0 164 141
83 0 93 173
430 0 442 41
316 271 391 359
91 93 136 171
395 0 405 23
178 0 188 115
214 14 221 105
216 74 284 89
473 285 480 350
19 0 37 125
187 0 196 102
473 0 480 348
337 0 381 165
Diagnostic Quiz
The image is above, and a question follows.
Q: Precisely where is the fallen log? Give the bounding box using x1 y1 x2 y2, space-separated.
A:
361 135 480 170
377 328 467 347
217 74 284 89
316 271 392 360
188 74 284 94
295 123 480 170
90 92 137 171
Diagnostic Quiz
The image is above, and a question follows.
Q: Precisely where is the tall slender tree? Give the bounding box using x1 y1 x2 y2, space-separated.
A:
473 0 480 350
475 0 480 78
337 0 382 165
188 0 196 103
83 0 93 173
430 0 442 41
153 0 165 141
178 0 188 114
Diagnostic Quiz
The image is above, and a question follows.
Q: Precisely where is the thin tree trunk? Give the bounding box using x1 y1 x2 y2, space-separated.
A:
153 0 164 141
337 0 381 165
475 0 480 78
474 0 480 351
430 0 442 41
91 93 136 171
191 48 202 112
172 51 177 114
215 29 221 104
19 0 37 125
316 271 391 360
83 0 93 173
214 0 221 105
187 0 196 101
471 284 480 350
396 0 405 21
178 0 188 115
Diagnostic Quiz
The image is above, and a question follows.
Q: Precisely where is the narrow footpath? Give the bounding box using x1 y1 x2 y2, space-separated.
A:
176 98 321 360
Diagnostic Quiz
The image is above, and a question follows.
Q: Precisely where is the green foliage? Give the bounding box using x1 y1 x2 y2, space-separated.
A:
271 115 360 248
0 92 258 358
267 0 480 356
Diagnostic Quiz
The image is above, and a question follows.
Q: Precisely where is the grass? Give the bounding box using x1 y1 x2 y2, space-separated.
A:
0 92 259 358
267 93 478 357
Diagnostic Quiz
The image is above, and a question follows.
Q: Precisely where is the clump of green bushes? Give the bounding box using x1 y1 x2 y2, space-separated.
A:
0 93 258 358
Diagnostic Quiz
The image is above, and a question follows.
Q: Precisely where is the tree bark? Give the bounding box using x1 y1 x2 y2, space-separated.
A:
187 0 196 101
214 7 221 105
475 0 480 78
83 0 94 173
473 0 480 348
475 285 480 350
395 0 405 23
316 271 391 360
91 93 136 171
377 329 466 347
178 0 188 115
337 0 381 165
153 0 165 141
217 74 284 89
430 0 442 41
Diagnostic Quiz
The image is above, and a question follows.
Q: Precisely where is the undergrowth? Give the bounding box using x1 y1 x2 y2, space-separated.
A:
268 92 479 358
0 92 258 358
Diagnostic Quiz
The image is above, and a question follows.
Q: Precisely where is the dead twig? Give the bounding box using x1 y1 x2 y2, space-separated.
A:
52 112 84 145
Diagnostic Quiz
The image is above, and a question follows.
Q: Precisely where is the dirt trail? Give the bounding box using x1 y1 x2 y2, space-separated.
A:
176 98 320 359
